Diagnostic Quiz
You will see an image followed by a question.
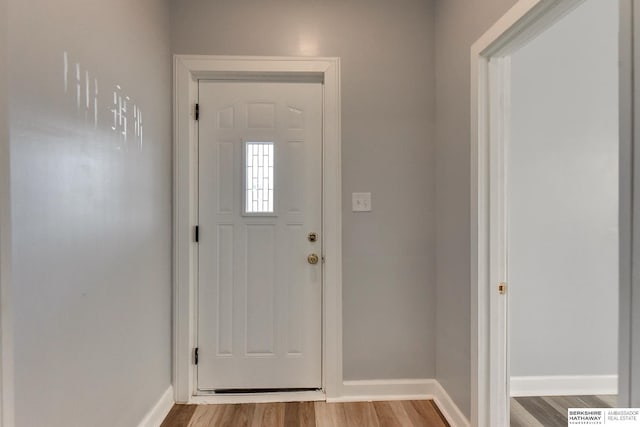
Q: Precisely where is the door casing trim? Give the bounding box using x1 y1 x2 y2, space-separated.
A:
0 0 12 422
172 55 342 403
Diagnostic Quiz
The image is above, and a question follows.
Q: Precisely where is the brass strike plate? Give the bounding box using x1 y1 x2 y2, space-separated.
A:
498 282 507 295
308 232 318 242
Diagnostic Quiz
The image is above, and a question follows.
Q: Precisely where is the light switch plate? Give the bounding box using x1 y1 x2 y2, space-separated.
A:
352 192 372 212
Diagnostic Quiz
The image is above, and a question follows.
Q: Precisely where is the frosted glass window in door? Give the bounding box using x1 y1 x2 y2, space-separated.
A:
245 142 275 214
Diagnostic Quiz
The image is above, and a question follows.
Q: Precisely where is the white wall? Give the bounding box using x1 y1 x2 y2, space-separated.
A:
433 0 518 417
509 0 619 380
7 1 173 426
171 0 438 381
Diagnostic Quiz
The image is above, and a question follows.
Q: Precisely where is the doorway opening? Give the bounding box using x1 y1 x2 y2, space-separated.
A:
471 1 632 425
507 1 618 425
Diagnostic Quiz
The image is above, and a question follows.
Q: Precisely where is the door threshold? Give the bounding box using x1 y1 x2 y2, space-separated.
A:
214 388 320 394
190 390 326 405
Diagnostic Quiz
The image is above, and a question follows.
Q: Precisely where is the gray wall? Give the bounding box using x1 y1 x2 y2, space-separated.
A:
433 0 517 417
7 0 172 426
171 0 437 380
509 0 619 378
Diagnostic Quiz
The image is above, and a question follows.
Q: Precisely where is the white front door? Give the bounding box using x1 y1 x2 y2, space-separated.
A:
197 81 323 391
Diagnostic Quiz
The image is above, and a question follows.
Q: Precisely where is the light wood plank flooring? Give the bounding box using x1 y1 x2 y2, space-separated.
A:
510 395 617 427
161 400 450 427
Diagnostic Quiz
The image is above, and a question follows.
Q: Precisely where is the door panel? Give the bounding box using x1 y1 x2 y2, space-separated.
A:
197 81 322 391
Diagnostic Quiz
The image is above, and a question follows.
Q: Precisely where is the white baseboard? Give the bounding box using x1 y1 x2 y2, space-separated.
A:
431 381 471 427
333 379 436 402
328 379 470 427
510 375 618 397
137 386 175 427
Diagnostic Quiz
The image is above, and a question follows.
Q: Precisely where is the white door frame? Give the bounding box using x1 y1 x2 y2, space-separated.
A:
470 0 633 425
0 104 12 427
622 0 640 407
0 0 14 422
173 55 342 403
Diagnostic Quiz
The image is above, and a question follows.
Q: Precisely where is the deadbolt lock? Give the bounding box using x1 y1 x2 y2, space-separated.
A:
308 253 319 265
308 232 318 242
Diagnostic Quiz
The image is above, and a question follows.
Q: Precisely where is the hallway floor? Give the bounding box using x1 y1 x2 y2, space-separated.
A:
510 394 616 426
160 400 450 426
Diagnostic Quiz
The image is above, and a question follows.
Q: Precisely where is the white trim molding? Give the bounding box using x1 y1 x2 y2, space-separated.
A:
620 0 640 407
331 379 469 427
510 375 618 397
136 386 175 427
335 379 437 403
618 0 633 407
0 0 13 422
172 55 342 403
432 381 472 427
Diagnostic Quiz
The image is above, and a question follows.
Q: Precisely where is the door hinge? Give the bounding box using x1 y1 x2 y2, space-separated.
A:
194 225 199 243
195 103 200 121
194 347 199 365
498 282 507 295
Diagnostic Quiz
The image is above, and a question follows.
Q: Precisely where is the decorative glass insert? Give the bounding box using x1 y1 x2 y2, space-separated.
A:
245 142 275 214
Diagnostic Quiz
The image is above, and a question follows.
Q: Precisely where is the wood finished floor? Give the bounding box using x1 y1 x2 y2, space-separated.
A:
161 400 450 427
510 395 617 427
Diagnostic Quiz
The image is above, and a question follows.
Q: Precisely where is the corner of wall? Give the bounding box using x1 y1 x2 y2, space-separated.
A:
136 386 174 427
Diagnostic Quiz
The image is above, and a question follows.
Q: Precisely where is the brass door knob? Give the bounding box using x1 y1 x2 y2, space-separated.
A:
307 253 319 265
